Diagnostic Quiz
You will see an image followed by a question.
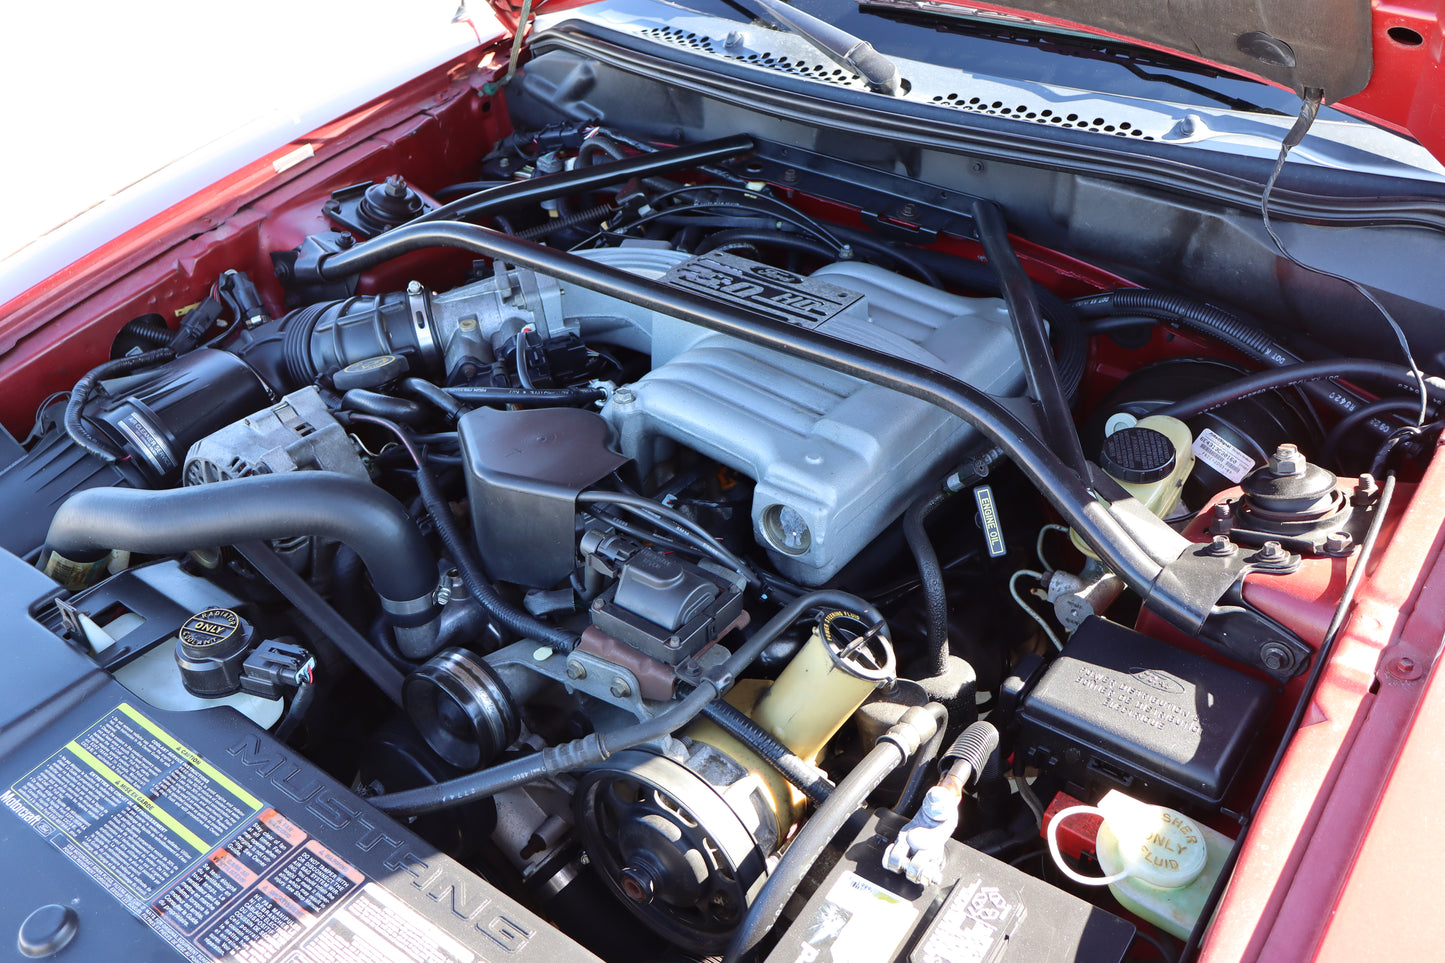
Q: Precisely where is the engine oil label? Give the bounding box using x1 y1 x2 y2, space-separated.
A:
3 703 476 963
663 252 864 329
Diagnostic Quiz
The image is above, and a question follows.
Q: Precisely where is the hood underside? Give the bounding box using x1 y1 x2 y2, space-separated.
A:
951 1 1445 162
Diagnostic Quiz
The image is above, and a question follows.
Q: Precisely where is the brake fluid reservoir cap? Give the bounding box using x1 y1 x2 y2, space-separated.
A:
1100 426 1176 484
1097 790 1208 889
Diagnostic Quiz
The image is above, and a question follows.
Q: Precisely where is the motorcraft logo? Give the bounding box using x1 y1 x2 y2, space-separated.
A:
974 485 1006 557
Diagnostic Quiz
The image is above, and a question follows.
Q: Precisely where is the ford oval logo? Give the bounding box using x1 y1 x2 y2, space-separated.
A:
1130 667 1186 695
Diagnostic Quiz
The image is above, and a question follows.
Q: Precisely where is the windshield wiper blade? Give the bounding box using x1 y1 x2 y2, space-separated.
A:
737 0 903 95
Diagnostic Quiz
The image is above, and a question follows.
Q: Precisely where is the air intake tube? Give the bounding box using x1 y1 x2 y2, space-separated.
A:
44 473 442 658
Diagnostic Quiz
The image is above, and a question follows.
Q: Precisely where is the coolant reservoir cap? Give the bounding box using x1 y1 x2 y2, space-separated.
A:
1097 791 1208 889
175 607 253 697
1100 426 1176 484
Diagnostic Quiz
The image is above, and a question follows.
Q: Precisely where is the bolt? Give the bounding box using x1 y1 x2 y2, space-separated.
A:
782 168 799 185
725 29 744 48
612 387 636 406
610 677 632 699
565 660 587 681
900 203 918 219
664 636 682 649
1391 656 1420 680
1212 502 1233 520
1353 473 1379 506
970 161 985 174
407 280 423 296
1206 534 1237 557
1259 540 1285 562
1270 443 1305 477
619 866 655 904
1324 531 1354 554
591 598 606 611
1260 641 1292 672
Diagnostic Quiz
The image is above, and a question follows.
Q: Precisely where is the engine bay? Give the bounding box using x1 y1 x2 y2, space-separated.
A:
1 27 1442 963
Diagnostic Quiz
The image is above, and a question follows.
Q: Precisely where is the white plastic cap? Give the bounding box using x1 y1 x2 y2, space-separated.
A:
1097 790 1208 889
1103 412 1138 436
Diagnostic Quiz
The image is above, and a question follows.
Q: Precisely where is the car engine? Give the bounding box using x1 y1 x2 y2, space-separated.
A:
0 36 1437 962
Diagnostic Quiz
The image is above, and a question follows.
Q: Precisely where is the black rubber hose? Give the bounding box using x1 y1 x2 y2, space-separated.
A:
413 136 755 225
46 473 436 610
64 348 175 461
1073 288 1390 434
700 700 835 803
273 681 315 743
696 229 837 261
1318 397 1423 467
368 589 882 815
895 716 948 814
116 317 175 350
902 488 952 676
340 389 431 426
1156 359 1445 422
723 704 947 963
346 414 580 654
400 378 464 421
310 221 1175 612
443 385 608 405
1074 289 1296 366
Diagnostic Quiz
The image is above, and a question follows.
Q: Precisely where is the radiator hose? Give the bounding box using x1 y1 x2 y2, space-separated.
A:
45 473 441 656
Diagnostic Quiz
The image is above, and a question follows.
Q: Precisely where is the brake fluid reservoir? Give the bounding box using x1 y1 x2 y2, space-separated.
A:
1072 415 1195 558
1093 790 1232 940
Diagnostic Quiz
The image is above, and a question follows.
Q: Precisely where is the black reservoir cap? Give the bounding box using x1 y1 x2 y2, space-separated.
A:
332 353 409 390
175 607 253 697
1100 426 1176 484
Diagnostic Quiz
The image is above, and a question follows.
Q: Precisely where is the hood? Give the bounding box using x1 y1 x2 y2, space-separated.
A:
910 1 1445 162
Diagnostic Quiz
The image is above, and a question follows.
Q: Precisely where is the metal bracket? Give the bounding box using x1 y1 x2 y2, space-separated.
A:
738 142 981 243
1146 539 1311 681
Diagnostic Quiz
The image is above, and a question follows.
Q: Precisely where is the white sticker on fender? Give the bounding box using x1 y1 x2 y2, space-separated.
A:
1192 428 1255 483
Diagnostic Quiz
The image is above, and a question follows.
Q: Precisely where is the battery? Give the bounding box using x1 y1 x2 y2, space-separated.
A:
765 810 1134 963
1018 616 1272 809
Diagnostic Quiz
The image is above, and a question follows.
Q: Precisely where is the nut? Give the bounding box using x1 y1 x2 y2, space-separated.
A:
1269 443 1305 477
1258 540 1286 562
1324 531 1354 554
1206 534 1237 557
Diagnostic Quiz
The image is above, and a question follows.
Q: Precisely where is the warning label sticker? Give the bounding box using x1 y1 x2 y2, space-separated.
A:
663 252 864 329
794 872 918 963
1192 428 1256 484
3 703 475 963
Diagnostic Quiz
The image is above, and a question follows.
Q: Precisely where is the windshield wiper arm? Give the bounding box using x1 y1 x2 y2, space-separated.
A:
736 0 903 95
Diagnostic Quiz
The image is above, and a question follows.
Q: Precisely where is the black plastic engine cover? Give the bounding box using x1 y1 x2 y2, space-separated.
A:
1018 616 1272 809
0 548 597 963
